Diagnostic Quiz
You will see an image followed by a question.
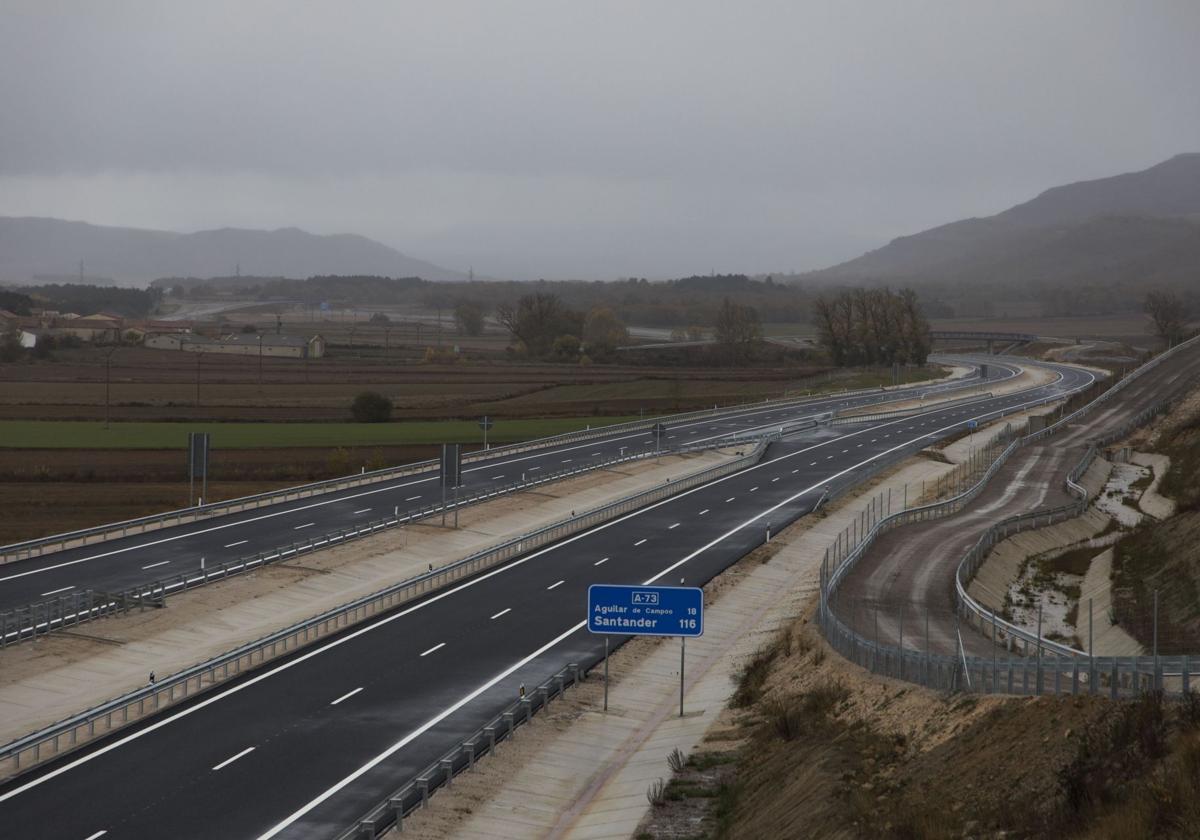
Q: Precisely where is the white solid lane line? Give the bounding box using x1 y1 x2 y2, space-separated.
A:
668 523 680 529
420 643 446 657
491 608 512 619
1 369 1066 811
330 687 364 706
547 580 565 590
212 747 255 771
224 540 248 548
353 508 372 515
0 368 1034 589
141 561 169 570
293 522 314 530
634 538 647 546
41 585 74 597
593 557 609 566
33 374 1034 805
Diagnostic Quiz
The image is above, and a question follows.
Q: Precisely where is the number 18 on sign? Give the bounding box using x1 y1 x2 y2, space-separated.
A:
587 584 703 716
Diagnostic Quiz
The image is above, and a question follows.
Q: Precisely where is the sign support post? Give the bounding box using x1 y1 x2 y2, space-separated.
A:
680 637 686 717
603 636 609 712
588 583 702 718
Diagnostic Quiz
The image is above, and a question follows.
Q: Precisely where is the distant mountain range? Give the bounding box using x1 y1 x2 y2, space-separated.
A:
0 217 468 285
808 153 1200 288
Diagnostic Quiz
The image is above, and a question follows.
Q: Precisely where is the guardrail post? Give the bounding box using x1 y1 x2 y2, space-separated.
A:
464 740 475 770
441 757 454 789
503 711 515 739
390 797 404 832
418 778 429 809
357 820 375 838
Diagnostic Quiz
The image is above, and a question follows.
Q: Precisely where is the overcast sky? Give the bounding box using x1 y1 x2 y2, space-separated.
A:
2 1 1198 280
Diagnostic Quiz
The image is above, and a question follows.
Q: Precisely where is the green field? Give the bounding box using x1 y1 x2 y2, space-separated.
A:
0 416 646 450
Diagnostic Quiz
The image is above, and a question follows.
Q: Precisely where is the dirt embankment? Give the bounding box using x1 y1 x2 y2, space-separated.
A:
640 616 1200 840
1108 385 1200 654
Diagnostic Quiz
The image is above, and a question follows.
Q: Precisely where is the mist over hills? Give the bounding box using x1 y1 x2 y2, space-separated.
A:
809 154 1200 287
0 217 468 286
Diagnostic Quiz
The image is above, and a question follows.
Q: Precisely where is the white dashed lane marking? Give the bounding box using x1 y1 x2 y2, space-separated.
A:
141 561 169 570
420 643 446 657
212 747 255 771
330 687 363 706
491 608 512 619
547 580 565 590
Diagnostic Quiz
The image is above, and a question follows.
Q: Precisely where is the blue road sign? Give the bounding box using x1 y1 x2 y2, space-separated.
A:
587 584 704 637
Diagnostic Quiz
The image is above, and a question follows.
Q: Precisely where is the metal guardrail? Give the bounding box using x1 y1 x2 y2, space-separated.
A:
830 391 994 426
0 437 753 648
335 662 590 840
819 334 1200 695
0 366 986 566
0 439 767 781
1024 331 1200 444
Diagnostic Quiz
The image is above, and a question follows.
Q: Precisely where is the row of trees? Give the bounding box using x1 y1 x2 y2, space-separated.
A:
495 292 630 360
812 288 931 366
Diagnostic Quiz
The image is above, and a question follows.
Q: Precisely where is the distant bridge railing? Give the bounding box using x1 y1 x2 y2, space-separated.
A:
931 331 1037 343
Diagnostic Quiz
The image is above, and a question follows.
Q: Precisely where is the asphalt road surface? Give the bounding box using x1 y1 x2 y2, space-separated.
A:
0 362 1012 615
0 358 1094 840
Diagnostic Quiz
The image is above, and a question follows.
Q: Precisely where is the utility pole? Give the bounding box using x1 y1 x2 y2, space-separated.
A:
257 334 263 386
104 347 117 429
195 352 202 406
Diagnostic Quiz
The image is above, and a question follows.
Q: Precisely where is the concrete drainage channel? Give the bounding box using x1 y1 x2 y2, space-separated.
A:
0 440 766 782
819 334 1200 696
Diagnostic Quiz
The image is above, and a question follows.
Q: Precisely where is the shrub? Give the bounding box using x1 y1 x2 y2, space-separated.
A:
646 778 667 807
350 391 393 423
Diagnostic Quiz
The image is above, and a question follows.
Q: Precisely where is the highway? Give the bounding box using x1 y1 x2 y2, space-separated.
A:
0 359 1093 839
0 364 1009 615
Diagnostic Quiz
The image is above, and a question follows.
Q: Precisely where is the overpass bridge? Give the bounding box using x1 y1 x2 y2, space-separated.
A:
930 331 1037 354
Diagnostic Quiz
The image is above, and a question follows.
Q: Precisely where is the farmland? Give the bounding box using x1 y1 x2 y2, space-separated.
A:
0 416 643 449
0 345 877 423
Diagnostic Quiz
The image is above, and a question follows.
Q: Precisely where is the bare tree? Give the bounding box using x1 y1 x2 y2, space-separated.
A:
713 297 762 362
1144 290 1189 348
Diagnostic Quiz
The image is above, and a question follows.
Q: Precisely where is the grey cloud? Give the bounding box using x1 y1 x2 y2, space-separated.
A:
1 0 1197 278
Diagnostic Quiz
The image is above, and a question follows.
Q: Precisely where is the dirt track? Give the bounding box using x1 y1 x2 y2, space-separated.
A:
833 343 1200 659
